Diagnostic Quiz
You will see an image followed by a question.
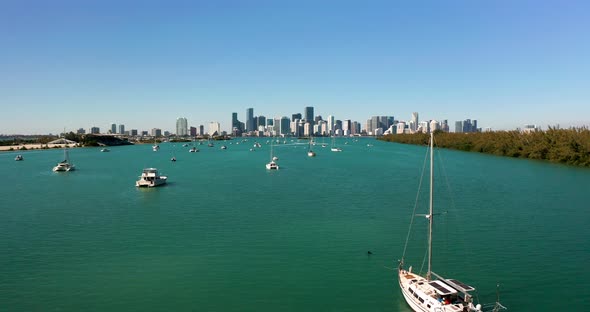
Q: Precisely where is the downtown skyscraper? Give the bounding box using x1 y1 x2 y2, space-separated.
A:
176 117 188 136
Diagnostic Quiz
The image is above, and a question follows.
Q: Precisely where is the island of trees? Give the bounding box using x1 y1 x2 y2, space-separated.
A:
378 127 590 167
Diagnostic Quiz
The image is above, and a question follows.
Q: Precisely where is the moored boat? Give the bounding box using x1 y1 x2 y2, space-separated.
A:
136 168 167 187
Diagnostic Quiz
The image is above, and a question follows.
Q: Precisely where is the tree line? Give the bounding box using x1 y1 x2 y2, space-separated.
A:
378 127 590 167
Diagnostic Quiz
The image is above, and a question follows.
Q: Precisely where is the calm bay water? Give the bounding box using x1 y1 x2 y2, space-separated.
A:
1 138 589 311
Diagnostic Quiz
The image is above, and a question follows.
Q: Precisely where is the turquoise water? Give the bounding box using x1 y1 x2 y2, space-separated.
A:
1 139 589 311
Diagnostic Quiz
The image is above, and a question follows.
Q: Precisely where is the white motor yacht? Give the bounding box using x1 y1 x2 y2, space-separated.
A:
266 161 279 170
136 168 167 187
15 154 24 161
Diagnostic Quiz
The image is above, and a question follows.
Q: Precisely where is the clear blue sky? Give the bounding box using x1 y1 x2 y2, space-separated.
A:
1 0 589 134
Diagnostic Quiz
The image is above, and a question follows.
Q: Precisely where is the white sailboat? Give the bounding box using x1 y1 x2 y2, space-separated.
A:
152 138 159 151
330 136 342 152
53 148 75 172
398 133 506 312
266 137 279 170
307 136 316 157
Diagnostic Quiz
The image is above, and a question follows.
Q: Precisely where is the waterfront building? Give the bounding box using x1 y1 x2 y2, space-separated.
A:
111 123 117 134
280 117 291 136
176 117 188 136
209 122 220 136
292 113 302 122
199 125 204 136
231 112 243 134
305 106 314 124
190 126 197 136
411 112 419 132
77 128 86 134
327 115 335 135
141 131 148 136
257 115 266 129
418 121 430 133
342 119 351 136
119 124 125 135
91 127 100 134
352 121 360 135
164 131 170 137
151 128 162 137
131 129 138 136
246 108 254 132
303 122 313 137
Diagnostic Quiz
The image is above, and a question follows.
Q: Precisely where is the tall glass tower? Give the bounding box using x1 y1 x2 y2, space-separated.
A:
176 117 188 136
246 108 254 132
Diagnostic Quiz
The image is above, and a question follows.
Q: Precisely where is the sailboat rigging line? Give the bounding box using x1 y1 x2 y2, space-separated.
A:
401 145 430 261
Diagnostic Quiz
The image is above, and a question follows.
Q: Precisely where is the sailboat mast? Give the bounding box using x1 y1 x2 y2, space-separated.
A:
427 132 434 281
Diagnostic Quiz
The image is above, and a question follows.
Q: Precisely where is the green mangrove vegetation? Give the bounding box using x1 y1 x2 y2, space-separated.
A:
378 127 590 167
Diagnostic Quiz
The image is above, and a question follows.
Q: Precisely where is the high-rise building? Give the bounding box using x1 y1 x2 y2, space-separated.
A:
257 115 266 128
118 124 125 135
463 119 472 133
455 121 463 133
342 119 351 135
209 122 220 136
111 123 117 134
327 115 335 135
77 128 86 134
131 129 138 136
411 112 419 132
190 126 197 136
151 128 162 137
176 117 188 136
246 108 254 132
304 106 314 123
199 125 204 136
280 117 291 136
232 112 243 133
91 127 100 134
292 113 302 122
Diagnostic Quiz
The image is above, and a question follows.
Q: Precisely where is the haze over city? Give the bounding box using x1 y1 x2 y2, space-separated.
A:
1 0 589 135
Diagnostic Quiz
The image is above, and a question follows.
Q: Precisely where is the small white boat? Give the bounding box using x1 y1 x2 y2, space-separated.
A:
152 144 159 152
53 149 75 172
308 137 316 157
331 147 342 152
266 139 279 170
171 157 176 162
136 168 167 187
221 145 227 150
15 154 24 161
182 144 189 147
266 161 279 170
272 156 279 161
189 147 199 153
254 142 261 148
100 148 110 152
307 151 316 157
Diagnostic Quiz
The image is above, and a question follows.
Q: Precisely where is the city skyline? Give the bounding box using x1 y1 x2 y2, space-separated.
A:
1 1 589 135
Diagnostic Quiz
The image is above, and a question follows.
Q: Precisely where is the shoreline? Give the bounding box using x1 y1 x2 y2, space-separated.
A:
0 143 82 152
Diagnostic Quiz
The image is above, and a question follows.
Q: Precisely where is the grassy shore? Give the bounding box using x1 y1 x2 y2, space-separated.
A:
378 127 590 167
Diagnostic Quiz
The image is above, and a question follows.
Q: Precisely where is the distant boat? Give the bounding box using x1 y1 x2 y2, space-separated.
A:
136 168 167 187
100 148 110 152
221 145 227 150
171 157 176 162
189 147 199 153
266 138 279 170
182 144 189 147
272 156 279 161
331 136 342 152
308 136 316 157
53 149 75 172
398 133 506 312
15 154 23 161
152 139 160 152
